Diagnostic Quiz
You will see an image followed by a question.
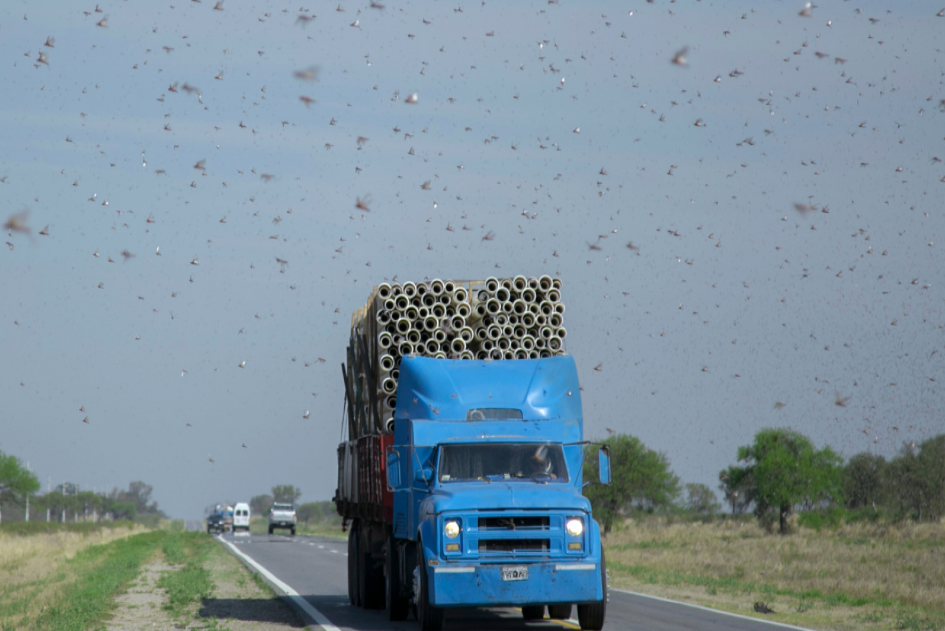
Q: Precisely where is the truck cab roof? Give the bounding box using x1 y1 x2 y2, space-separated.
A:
394 355 582 423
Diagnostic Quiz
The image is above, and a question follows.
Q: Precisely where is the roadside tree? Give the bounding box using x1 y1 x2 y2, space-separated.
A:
110 481 164 517
718 464 755 515
684 483 721 515
583 433 680 534
76 490 104 522
884 435 945 521
250 494 274 515
111 501 137 521
842 452 885 510
915 435 945 521
0 451 40 524
271 485 302 504
727 428 843 534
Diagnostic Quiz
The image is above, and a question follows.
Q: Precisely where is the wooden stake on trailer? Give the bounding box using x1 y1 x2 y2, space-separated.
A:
341 363 355 442
358 332 383 434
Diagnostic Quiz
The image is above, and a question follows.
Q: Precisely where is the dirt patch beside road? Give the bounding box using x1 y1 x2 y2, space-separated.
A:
106 541 305 631
107 559 179 631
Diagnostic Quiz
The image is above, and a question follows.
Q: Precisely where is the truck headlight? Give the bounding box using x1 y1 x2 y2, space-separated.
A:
444 520 460 539
566 518 584 537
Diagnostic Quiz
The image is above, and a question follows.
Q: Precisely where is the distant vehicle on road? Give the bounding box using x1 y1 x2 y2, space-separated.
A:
208 503 234 534
268 503 296 535
233 502 251 532
206 512 226 534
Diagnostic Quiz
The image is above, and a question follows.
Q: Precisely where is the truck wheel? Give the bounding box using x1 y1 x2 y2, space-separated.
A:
548 604 572 619
359 536 385 609
416 541 444 631
348 528 361 606
385 535 409 621
577 551 607 631
521 606 545 620
268 526 274 535
291 527 296 536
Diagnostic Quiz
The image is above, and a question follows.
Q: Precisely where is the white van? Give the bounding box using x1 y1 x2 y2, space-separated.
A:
233 502 251 532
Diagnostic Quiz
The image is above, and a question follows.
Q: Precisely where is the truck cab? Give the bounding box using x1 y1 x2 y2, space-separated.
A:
384 356 610 630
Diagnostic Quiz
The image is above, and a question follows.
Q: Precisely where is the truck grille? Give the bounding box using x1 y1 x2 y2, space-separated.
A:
479 539 549 553
479 516 549 531
456 512 583 560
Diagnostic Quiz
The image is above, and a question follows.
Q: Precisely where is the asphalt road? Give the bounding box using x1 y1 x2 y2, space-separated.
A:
215 532 810 631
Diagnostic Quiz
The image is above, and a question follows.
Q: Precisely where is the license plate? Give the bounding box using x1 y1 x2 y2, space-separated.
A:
501 566 528 581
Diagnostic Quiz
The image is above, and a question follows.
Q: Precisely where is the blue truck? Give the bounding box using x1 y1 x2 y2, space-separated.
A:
334 277 611 631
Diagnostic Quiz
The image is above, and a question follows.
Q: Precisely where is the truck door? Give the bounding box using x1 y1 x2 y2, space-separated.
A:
407 445 435 539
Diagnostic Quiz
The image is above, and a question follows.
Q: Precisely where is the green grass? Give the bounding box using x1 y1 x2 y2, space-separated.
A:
157 532 214 616
611 557 910 616
33 530 163 631
609 558 879 610
896 608 945 631
1 525 223 630
608 540 676 551
605 516 945 630
0 576 49 623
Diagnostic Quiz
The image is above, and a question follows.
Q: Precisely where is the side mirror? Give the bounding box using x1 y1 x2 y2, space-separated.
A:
414 467 434 484
598 446 611 485
386 446 401 491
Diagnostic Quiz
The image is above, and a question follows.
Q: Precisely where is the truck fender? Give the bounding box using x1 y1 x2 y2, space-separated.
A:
588 518 606 598
588 517 603 557
417 519 437 560
416 518 441 605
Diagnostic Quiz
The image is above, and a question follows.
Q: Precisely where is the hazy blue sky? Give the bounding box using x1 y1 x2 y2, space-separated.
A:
2 0 943 519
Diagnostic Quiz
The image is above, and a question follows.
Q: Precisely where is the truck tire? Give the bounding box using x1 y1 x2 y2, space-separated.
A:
416 541 444 631
348 528 360 606
291 527 296 536
577 551 606 631
358 531 384 609
268 525 274 535
521 605 545 620
385 535 409 621
548 604 572 619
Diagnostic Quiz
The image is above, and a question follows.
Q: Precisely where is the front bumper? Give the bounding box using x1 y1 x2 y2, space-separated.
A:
428 560 603 607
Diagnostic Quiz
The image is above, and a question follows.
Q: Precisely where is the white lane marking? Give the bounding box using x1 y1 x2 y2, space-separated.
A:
219 537 342 631
318 545 325 549
610 588 815 630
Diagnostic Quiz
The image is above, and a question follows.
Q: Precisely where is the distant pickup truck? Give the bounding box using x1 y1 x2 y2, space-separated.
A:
268 503 296 535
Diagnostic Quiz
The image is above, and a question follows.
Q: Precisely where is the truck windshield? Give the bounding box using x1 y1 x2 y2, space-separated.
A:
438 443 568 483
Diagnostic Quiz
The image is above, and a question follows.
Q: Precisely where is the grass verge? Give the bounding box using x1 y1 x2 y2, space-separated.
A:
32 530 162 631
157 531 215 616
0 522 213 630
604 516 945 631
0 522 145 630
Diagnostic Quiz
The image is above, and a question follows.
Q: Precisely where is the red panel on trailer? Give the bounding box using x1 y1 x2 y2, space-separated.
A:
335 434 394 524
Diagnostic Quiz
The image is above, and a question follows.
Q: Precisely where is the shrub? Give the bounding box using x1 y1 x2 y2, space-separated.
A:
798 507 847 532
